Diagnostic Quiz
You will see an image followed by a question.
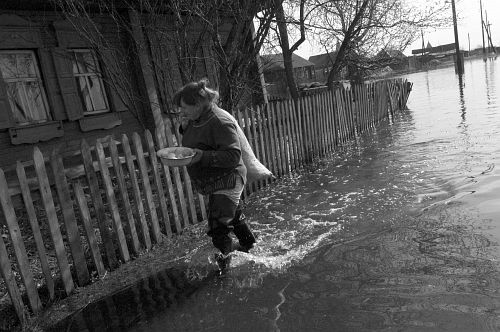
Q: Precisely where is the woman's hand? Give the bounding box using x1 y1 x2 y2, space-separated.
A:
188 148 203 165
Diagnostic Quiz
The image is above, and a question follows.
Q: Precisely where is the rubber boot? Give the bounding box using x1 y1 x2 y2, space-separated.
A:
231 211 256 252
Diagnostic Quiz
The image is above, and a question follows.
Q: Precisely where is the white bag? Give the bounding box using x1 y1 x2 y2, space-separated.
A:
217 108 273 184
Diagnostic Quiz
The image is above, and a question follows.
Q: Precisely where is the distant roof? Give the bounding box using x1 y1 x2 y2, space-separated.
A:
377 49 405 58
261 53 315 71
412 43 455 55
308 52 337 67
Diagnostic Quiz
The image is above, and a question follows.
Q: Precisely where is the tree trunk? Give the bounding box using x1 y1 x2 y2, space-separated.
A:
275 0 299 101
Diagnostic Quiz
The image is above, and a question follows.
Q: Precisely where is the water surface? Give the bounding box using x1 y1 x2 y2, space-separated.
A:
56 57 500 332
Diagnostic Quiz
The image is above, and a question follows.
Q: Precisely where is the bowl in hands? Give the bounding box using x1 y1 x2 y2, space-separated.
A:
157 147 195 167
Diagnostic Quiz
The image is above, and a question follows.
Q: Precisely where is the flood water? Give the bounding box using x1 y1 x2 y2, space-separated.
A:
53 57 500 332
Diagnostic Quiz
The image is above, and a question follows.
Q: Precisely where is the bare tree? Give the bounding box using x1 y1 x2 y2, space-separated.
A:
307 0 451 86
52 0 276 122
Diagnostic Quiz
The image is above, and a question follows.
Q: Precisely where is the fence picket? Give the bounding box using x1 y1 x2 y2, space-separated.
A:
108 138 140 254
131 132 161 243
162 122 190 227
16 161 54 300
96 140 130 261
51 149 90 285
256 105 270 186
0 168 42 312
164 120 198 224
0 233 25 322
33 147 75 295
121 134 151 249
155 127 182 233
73 181 105 277
145 130 171 238
81 140 118 268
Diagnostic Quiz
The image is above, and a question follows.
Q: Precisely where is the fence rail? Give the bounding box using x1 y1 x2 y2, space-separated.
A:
0 78 412 325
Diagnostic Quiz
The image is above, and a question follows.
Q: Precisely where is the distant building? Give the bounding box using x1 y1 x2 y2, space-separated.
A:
375 49 407 71
308 52 337 83
409 42 465 70
412 42 457 56
260 53 316 100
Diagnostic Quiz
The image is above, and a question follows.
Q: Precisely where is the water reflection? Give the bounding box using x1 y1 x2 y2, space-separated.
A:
48 266 221 331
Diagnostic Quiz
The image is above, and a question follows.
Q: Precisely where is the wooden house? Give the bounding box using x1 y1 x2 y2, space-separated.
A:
308 52 337 83
0 2 263 169
260 53 316 100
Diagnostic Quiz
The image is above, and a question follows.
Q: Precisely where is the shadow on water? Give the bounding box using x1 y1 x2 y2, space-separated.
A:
48 265 222 331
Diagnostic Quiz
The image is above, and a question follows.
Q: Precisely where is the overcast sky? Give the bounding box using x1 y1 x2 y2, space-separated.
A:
294 0 499 59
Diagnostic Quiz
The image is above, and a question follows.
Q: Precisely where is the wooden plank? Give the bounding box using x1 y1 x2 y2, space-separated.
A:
256 105 270 186
51 149 90 286
198 194 207 221
336 89 347 144
81 140 118 269
242 107 257 192
328 89 338 150
0 168 42 313
132 132 161 243
145 130 172 238
162 122 190 227
96 140 130 262
283 100 295 171
298 98 308 162
272 102 284 176
121 134 151 249
33 147 75 296
155 127 182 233
324 91 333 153
249 106 263 189
16 161 54 300
319 93 328 155
276 101 288 175
290 100 301 168
294 98 305 166
0 233 26 323
108 138 140 255
73 181 105 277
304 96 315 161
164 120 197 224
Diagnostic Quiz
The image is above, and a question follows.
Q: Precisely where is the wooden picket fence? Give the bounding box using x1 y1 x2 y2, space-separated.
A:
0 78 411 325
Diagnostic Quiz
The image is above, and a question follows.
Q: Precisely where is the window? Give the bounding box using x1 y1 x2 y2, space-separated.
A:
70 49 109 115
0 50 51 125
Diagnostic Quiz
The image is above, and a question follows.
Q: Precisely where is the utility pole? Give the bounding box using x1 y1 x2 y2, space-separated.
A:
451 0 464 74
468 32 470 55
480 0 486 54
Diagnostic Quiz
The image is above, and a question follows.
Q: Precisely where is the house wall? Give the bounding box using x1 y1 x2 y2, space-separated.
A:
0 10 148 168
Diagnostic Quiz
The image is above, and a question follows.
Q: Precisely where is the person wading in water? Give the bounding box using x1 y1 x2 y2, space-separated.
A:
173 79 256 271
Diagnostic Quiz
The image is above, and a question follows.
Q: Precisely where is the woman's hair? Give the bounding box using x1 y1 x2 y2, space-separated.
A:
173 78 219 107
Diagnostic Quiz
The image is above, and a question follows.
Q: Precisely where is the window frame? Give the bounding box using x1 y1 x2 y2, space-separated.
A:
0 49 52 126
70 48 110 116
